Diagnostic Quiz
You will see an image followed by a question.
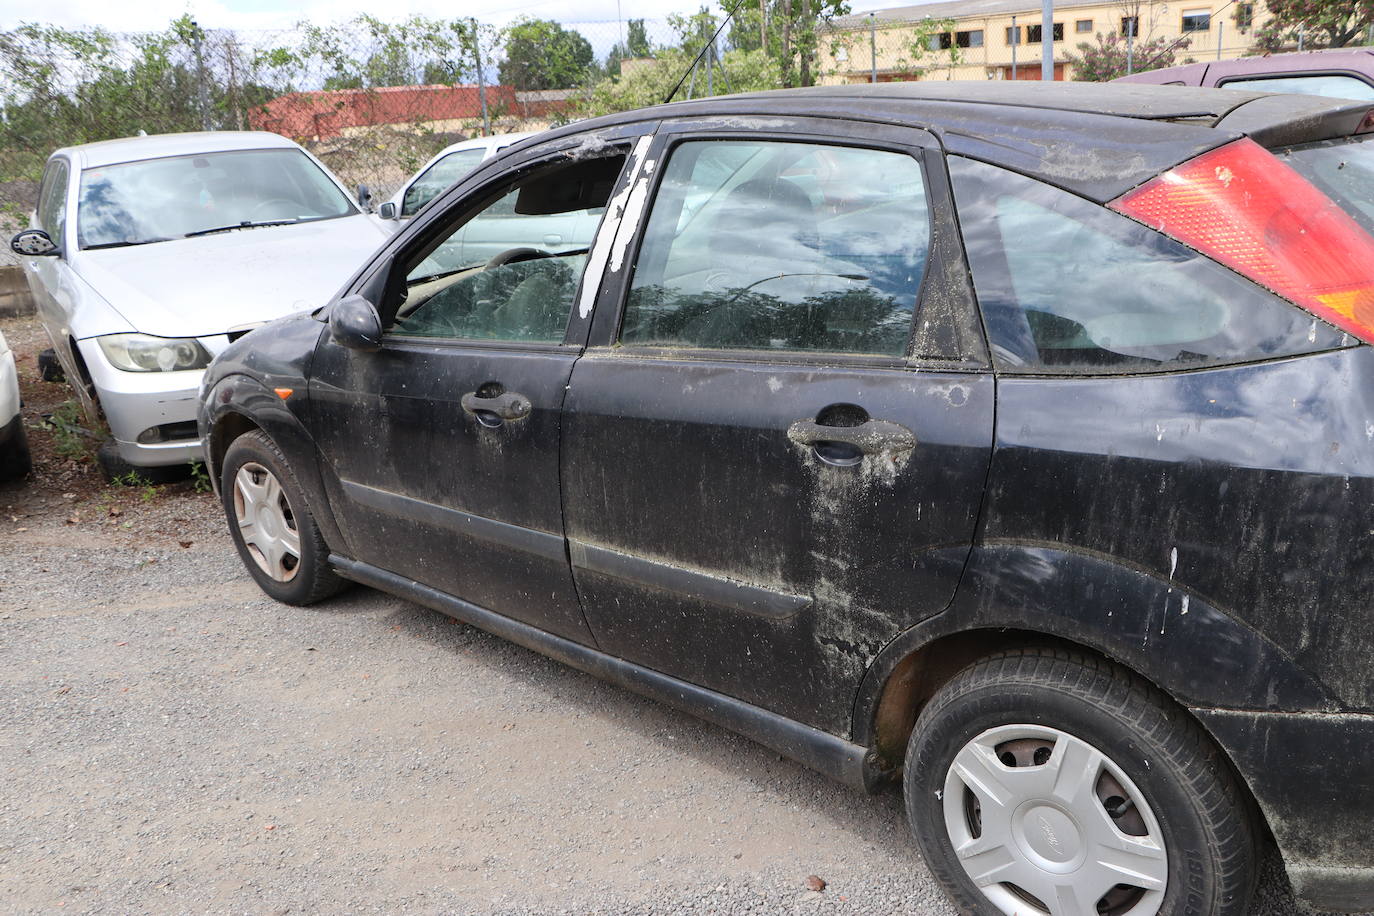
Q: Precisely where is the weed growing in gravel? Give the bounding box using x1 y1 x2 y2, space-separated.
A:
41 400 96 461
189 460 212 493
110 470 157 501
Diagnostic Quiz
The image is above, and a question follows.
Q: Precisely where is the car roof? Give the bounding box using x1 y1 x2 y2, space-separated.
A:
1121 47 1374 84
539 81 1372 202
57 131 302 169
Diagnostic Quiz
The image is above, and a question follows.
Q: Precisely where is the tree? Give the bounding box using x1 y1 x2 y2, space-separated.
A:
1065 30 1190 81
499 18 594 90
606 19 654 76
581 47 780 116
1245 0 1374 50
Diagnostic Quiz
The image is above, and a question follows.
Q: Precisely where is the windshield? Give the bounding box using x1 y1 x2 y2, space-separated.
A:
78 148 357 249
402 147 487 217
1280 135 1374 236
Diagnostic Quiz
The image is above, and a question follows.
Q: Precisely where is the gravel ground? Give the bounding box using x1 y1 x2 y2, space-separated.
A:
0 314 1350 915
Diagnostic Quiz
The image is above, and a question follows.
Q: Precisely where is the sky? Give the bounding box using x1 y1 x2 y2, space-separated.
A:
0 0 914 32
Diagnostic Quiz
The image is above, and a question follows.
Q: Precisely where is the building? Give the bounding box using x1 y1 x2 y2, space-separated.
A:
822 0 1262 82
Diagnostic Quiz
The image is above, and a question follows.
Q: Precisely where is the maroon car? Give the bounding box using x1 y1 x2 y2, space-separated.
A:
1117 48 1374 99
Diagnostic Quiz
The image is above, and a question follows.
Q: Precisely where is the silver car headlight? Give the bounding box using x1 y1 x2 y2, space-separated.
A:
97 334 213 372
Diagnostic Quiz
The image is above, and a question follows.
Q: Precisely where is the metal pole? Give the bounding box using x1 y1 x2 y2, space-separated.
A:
192 20 210 131
870 13 877 83
1041 0 1053 80
1126 18 1134 75
707 40 715 95
1217 19 1224 59
1011 15 1018 79
473 22 489 137
1298 25 1305 50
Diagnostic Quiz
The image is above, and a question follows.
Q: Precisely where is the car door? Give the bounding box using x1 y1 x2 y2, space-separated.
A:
308 125 655 644
561 118 995 734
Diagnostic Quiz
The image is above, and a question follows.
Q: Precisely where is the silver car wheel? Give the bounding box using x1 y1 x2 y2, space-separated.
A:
942 724 1168 916
232 461 301 582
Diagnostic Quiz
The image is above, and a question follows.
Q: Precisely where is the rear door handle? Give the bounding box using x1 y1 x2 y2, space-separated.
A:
787 418 916 467
461 390 532 427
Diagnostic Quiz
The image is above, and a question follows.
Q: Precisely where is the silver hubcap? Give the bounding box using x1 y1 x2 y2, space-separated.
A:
232 462 301 583
943 724 1168 916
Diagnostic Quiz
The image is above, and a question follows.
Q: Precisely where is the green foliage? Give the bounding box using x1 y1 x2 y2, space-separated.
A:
499 18 594 90
41 400 96 461
189 460 212 493
893 17 962 78
581 47 781 117
291 15 486 90
1245 0 1374 50
1065 31 1190 81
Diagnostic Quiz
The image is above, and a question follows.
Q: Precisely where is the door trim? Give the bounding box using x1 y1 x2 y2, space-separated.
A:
341 479 566 562
569 539 811 620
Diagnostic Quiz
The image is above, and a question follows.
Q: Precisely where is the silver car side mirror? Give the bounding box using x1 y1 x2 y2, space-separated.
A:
10 228 58 257
377 201 398 221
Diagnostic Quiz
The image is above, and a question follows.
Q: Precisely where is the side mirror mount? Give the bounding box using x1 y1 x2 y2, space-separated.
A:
356 183 372 212
328 294 383 351
377 201 398 221
10 228 58 257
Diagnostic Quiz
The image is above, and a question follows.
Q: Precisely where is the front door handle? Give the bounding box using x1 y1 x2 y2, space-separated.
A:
787 417 916 467
461 390 532 427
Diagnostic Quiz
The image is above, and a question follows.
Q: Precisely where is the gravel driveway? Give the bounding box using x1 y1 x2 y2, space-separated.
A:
0 315 1340 915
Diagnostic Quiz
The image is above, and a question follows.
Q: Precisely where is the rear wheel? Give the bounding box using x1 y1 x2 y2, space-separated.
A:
221 429 344 605
904 648 1259 916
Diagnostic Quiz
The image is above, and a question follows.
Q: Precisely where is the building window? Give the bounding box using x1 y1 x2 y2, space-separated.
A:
1182 8 1211 31
930 32 947 50
1006 25 1020 44
957 29 984 47
1026 23 1064 43
1076 18 1093 32
1235 2 1254 29
1121 15 1139 36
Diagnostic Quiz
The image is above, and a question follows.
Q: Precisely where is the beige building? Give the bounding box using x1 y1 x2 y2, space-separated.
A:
821 0 1266 82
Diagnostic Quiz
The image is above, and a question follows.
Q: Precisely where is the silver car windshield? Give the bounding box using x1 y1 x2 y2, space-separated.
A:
1280 135 1374 237
78 148 357 249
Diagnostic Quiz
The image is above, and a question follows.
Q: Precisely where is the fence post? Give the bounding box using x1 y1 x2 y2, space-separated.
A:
1126 18 1134 75
1041 0 1053 81
471 20 490 137
1217 19 1224 59
1012 15 1018 79
192 20 210 131
870 13 877 82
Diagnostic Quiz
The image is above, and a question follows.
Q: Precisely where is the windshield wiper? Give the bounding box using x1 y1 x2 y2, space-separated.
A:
184 219 300 238
83 237 174 250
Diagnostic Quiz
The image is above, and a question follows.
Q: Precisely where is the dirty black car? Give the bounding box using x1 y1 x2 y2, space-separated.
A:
199 82 1374 916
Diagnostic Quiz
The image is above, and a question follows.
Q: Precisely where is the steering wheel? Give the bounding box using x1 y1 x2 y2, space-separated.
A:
249 198 300 221
486 247 550 269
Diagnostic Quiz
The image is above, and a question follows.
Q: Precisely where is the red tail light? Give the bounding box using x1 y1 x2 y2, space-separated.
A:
1109 137 1374 343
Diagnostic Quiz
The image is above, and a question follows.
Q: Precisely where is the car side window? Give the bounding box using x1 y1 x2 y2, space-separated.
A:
402 147 488 217
38 160 69 242
389 150 626 343
949 155 1349 373
620 139 930 356
1219 73 1374 100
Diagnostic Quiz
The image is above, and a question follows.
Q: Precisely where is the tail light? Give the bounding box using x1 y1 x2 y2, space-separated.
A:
1109 137 1374 343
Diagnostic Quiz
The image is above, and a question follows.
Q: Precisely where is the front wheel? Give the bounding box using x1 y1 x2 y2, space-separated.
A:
221 429 344 605
905 648 1259 916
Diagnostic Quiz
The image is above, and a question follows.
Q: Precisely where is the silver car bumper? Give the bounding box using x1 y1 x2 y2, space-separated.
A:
77 338 205 467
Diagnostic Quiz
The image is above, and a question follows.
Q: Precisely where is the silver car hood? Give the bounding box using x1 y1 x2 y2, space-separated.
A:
72 214 388 339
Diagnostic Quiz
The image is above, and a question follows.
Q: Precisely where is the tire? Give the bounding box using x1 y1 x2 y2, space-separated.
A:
904 648 1260 916
220 429 345 605
0 416 32 482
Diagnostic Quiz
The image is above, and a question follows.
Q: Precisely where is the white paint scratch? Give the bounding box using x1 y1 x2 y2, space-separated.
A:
576 134 652 320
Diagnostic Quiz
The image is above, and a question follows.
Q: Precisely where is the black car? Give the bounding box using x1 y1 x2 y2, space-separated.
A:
199 81 1374 916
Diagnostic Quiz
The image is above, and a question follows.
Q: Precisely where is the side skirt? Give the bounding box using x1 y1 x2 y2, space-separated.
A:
331 555 877 792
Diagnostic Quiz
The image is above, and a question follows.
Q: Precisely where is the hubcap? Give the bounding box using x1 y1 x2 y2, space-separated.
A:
942 724 1168 916
232 462 301 583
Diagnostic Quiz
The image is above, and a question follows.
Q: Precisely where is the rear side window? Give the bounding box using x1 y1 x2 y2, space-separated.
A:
620 139 930 357
1219 74 1374 100
949 156 1348 373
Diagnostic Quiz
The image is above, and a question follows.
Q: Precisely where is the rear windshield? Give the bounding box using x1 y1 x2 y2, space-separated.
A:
1280 135 1374 235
